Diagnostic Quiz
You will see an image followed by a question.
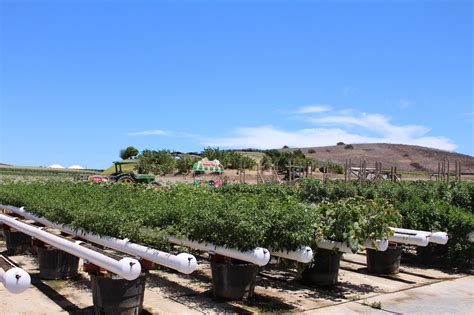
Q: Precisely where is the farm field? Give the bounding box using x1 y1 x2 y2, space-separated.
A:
0 178 472 314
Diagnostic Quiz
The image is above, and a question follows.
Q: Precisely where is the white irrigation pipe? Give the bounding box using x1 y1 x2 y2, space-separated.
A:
390 227 448 245
0 256 30 294
0 214 141 280
316 238 389 254
2 206 197 274
388 233 429 247
271 246 313 263
364 238 389 252
168 236 270 266
316 240 353 254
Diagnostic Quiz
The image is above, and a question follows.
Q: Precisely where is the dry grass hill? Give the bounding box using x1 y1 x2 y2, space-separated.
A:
288 143 474 173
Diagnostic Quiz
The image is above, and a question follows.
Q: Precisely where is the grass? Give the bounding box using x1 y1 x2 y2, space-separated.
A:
0 166 100 177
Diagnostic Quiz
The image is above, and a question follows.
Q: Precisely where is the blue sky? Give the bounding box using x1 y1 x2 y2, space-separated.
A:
1 0 472 169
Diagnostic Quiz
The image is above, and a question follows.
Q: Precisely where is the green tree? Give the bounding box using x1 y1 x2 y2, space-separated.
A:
120 146 139 160
176 155 200 174
201 147 257 170
138 150 176 175
261 155 273 171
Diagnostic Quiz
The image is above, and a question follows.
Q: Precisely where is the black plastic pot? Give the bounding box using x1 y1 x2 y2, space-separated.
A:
301 249 341 286
416 244 444 265
366 245 402 274
90 272 147 315
37 246 79 280
210 258 259 300
4 229 32 255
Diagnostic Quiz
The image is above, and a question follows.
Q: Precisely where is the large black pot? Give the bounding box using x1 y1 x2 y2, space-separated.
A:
301 249 341 286
416 244 444 265
37 246 79 280
366 245 402 274
210 258 259 300
4 229 32 255
90 272 147 315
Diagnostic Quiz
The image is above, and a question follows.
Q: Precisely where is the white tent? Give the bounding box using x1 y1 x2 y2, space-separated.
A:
68 165 84 169
48 164 65 169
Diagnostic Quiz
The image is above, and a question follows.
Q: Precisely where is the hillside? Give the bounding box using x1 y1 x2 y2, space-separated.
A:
287 143 474 173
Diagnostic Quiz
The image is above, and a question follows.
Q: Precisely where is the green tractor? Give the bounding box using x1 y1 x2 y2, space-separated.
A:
108 160 156 184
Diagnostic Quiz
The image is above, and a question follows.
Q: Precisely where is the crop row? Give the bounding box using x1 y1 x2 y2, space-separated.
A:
0 179 472 269
216 179 474 268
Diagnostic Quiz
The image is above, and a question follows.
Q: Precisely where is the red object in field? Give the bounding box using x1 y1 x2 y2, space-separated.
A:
87 175 108 182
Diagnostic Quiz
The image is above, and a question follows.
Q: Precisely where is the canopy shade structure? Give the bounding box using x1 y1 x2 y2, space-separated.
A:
193 159 224 173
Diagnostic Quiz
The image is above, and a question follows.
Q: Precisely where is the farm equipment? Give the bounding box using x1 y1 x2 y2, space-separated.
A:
108 160 155 184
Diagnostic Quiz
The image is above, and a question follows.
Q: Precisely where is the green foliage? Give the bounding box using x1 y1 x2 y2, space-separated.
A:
1 178 472 269
119 146 139 160
313 197 400 252
344 144 354 150
260 155 273 171
138 150 176 175
308 149 316 154
298 179 474 269
176 155 200 174
317 161 344 174
201 147 256 169
264 149 314 173
0 181 311 251
337 142 345 145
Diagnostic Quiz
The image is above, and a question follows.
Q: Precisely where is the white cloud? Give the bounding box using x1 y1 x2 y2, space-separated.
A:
310 113 429 139
127 129 170 136
205 110 457 151
295 105 332 114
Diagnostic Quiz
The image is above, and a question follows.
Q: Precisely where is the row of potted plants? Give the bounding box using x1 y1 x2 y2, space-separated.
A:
216 180 474 269
0 180 405 297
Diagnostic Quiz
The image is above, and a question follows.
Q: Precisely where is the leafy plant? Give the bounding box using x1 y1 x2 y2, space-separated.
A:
138 149 176 175
312 197 400 252
176 155 200 174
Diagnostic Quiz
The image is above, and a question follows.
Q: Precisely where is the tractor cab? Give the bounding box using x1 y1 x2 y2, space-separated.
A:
109 160 155 184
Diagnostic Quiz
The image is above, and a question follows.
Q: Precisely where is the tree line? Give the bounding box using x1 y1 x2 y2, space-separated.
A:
118 146 344 175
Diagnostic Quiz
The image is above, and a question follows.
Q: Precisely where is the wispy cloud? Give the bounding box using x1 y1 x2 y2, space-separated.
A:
205 107 457 151
125 106 458 152
310 113 429 138
295 105 332 114
205 125 456 151
127 129 170 136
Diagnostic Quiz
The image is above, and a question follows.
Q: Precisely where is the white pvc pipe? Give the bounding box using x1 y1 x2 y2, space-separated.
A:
316 240 353 254
0 256 31 294
271 246 313 263
388 232 429 247
0 267 31 294
2 206 197 274
0 214 141 280
168 236 270 266
364 238 389 252
390 227 448 245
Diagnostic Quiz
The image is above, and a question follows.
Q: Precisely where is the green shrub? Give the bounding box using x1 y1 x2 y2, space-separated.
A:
176 155 199 174
138 149 176 175
313 197 400 252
